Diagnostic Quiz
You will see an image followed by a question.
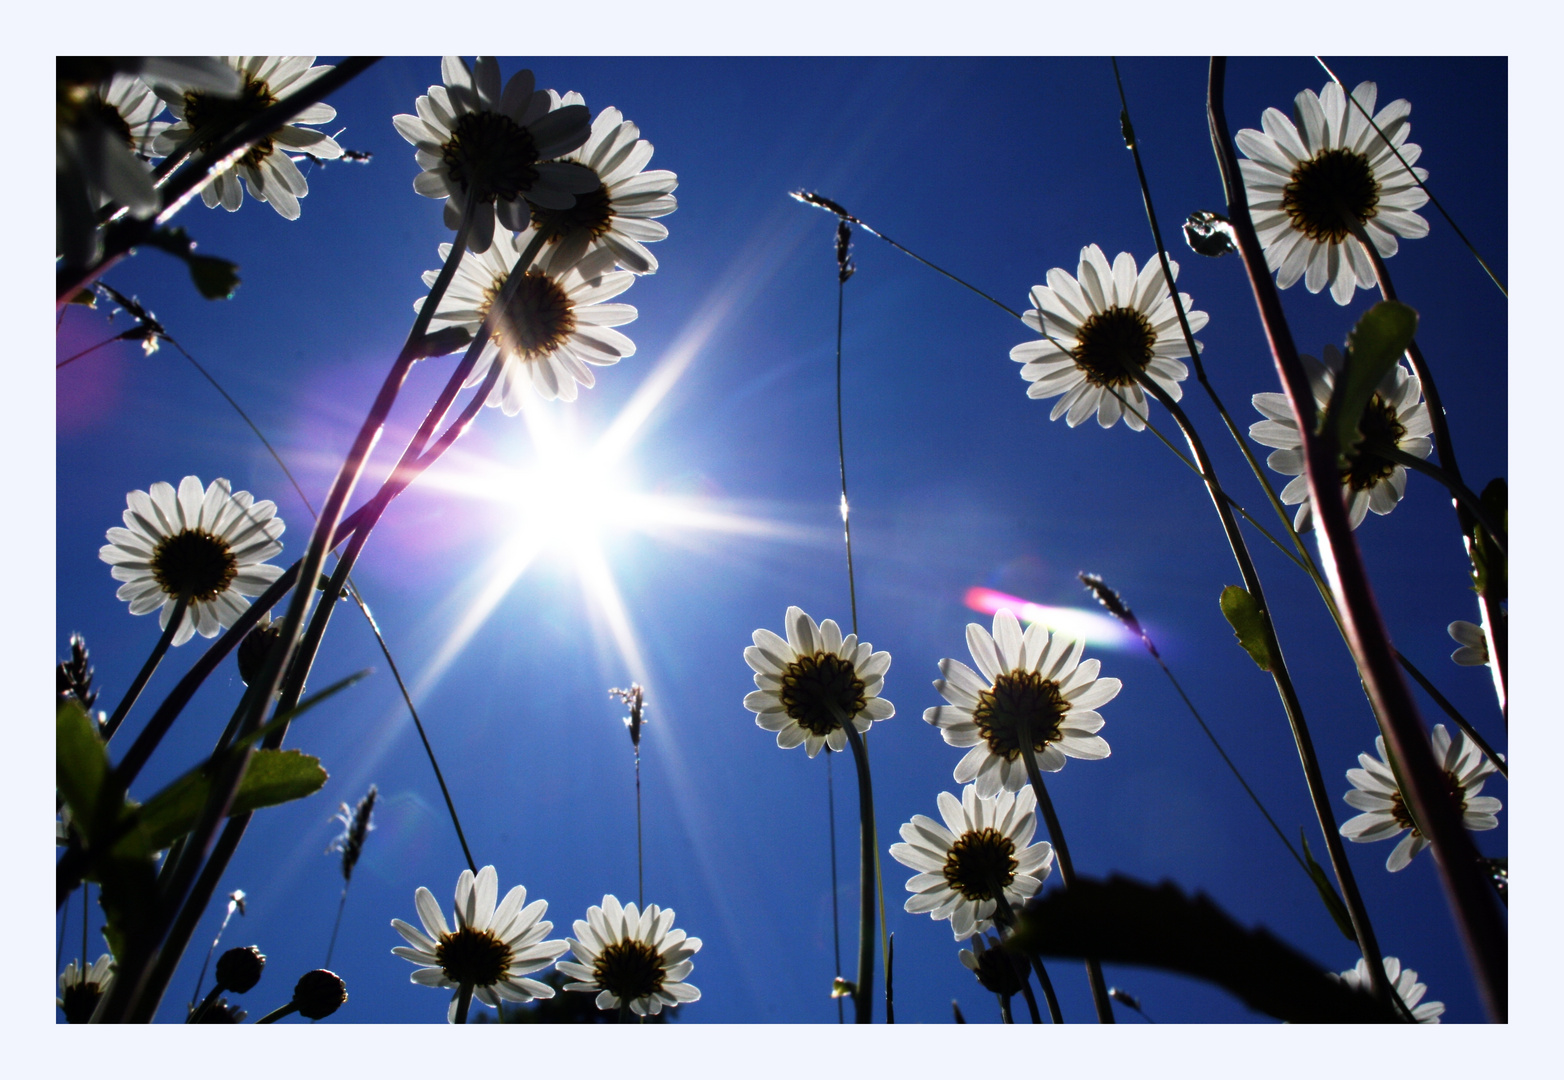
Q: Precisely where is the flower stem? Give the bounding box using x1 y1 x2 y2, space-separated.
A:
454 983 475 1024
1012 717 1114 1023
1379 447 1505 553
101 595 189 743
1394 651 1506 779
1210 56 1507 1021
255 1002 298 1024
998 993 1014 1024
826 752 843 1024
988 881 1063 1023
1353 232 1507 719
835 710 878 1023
1017 979 1043 1024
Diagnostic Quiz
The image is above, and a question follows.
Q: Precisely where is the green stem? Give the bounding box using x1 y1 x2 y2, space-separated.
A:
101 595 189 743
826 753 843 1024
454 983 475 1025
998 993 1013 1024
836 711 877 1023
255 1002 298 1024
1017 978 1043 1024
988 881 1062 1023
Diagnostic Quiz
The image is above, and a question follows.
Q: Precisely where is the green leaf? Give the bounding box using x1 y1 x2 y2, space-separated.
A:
1219 585 1275 672
1330 300 1418 454
1300 831 1356 942
1007 874 1397 1022
132 750 329 853
57 699 109 840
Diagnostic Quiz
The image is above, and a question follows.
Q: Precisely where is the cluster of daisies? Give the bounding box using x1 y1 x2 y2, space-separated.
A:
56 55 347 267
390 866 699 1021
400 57 677 408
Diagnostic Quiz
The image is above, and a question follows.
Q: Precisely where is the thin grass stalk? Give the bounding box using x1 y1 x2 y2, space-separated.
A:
57 58 381 305
1353 235 1507 717
101 595 189 742
1209 56 1507 1021
1394 652 1505 778
988 882 1062 1023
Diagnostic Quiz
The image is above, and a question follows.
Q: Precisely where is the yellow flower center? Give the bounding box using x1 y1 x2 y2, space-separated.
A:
1282 148 1381 244
1072 306 1157 388
943 827 1019 901
151 530 238 602
779 651 867 737
972 670 1069 762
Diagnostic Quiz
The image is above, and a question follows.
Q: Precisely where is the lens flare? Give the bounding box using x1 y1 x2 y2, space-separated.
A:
963 586 1137 650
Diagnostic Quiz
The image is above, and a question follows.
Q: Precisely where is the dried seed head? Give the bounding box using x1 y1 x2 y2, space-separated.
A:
1079 571 1152 655
57 632 99 710
328 785 378 882
292 969 347 1020
215 945 266 994
609 684 647 749
835 220 856 283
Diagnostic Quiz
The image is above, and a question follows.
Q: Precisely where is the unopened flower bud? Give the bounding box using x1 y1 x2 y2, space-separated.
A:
216 945 266 994
293 969 347 1020
237 614 284 687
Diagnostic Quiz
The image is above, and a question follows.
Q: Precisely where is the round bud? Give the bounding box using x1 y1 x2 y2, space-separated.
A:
293 969 347 1020
215 945 266 994
237 617 283 686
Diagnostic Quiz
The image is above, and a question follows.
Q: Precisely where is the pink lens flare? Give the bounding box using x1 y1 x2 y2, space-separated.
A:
963 586 1137 651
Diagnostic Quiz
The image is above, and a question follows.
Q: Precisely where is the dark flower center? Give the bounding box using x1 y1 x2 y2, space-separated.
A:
593 939 665 1002
943 827 1019 901
151 530 238 602
60 978 107 1024
1282 148 1380 244
1072 306 1157 388
442 111 540 203
437 926 513 987
183 75 279 169
1340 393 1407 491
483 271 577 360
972 670 1068 762
779 651 867 737
530 177 613 243
1389 769 1469 835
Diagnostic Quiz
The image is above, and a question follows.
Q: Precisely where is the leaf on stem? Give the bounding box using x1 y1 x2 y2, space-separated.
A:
129 749 329 854
1219 586 1275 672
1328 300 1418 455
142 226 241 301
57 699 109 840
1299 831 1356 942
1471 479 1507 601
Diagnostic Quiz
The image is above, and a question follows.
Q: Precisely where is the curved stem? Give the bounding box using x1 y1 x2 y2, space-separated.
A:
1395 651 1506 779
101 595 188 743
255 1002 298 1024
1381 449 1505 555
998 993 1013 1024
1211 56 1507 1021
1012 717 1114 1023
825 753 843 1024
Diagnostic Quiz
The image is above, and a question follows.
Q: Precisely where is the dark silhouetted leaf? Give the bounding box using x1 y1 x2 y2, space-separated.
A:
1472 479 1507 600
57 699 108 841
132 750 329 853
187 254 240 300
1219 585 1275 672
1007 875 1397 1023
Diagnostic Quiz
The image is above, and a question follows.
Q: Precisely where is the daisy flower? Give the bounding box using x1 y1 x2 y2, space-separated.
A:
526 94 678 275
1448 620 1490 666
98 476 286 647
890 784 1056 941
391 865 568 1023
1010 244 1206 430
1337 956 1445 1023
394 57 595 254
58 954 114 1023
1250 345 1432 532
152 56 344 219
925 609 1116 798
743 606 895 758
558 895 701 1016
1236 80 1430 306
416 226 637 409
56 72 172 264
1339 724 1501 872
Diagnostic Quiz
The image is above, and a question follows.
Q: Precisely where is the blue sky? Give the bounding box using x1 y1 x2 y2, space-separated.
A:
54 55 1509 1027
